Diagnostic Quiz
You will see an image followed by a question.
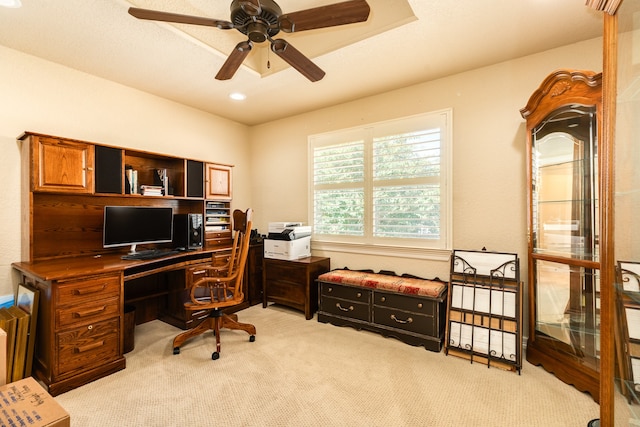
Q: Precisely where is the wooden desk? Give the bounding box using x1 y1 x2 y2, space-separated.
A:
12 249 223 396
262 256 330 320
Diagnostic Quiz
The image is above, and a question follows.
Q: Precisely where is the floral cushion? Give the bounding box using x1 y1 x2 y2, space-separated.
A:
318 269 447 298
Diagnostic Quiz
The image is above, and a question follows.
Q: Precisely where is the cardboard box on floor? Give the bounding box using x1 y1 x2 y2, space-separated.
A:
0 377 69 426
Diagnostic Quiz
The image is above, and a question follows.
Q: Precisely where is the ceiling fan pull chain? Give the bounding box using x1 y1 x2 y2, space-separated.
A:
267 48 271 69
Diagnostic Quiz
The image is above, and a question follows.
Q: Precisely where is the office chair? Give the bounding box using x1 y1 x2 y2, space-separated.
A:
172 208 256 360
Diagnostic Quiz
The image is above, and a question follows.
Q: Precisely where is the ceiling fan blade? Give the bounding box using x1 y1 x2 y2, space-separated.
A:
270 39 325 82
238 0 262 16
215 41 253 80
128 7 234 29
278 0 370 33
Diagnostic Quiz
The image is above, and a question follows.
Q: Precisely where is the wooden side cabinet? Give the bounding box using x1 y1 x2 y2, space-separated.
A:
263 256 330 320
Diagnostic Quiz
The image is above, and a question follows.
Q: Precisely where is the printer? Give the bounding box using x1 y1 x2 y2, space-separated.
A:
264 222 312 260
267 222 312 241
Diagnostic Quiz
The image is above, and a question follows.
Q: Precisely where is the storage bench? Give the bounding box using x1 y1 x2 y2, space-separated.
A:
317 269 448 352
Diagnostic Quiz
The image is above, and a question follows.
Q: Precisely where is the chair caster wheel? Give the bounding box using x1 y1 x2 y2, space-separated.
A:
173 347 180 355
212 352 220 360
249 335 256 342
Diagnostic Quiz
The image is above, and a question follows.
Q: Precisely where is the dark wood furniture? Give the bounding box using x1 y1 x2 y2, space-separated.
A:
13 131 255 395
172 209 256 360
247 242 264 306
316 269 448 352
13 249 219 395
262 256 330 320
520 70 602 401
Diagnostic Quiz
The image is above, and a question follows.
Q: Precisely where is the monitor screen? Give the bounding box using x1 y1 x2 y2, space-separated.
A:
103 206 173 252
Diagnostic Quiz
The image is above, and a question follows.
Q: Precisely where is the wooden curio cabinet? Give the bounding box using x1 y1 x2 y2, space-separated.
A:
520 69 602 401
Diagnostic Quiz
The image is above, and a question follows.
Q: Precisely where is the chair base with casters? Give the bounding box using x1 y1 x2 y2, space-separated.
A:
171 208 256 360
172 309 256 360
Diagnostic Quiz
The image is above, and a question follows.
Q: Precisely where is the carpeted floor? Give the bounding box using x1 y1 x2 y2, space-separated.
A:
55 304 599 426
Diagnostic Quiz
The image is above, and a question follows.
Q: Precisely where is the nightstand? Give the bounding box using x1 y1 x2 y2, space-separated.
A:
262 256 330 319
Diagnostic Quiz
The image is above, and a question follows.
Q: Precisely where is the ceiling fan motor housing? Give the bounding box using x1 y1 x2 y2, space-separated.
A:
231 0 282 42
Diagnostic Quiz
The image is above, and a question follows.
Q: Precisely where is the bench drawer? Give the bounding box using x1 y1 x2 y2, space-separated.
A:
373 306 434 336
320 282 371 303
374 291 437 316
321 296 370 322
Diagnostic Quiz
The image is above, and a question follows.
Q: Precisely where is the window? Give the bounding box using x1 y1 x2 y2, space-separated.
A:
309 110 452 258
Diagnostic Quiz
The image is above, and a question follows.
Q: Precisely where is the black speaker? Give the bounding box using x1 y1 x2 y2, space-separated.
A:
173 213 203 249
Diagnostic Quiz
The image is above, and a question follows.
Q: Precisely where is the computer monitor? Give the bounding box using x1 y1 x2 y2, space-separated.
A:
103 205 173 254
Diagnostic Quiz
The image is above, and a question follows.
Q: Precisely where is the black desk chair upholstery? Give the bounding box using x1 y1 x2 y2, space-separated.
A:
172 208 256 360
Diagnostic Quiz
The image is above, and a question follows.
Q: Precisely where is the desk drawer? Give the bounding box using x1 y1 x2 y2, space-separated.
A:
57 274 121 306
57 318 119 375
56 296 120 329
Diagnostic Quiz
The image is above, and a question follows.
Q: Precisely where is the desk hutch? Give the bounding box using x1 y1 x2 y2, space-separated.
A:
11 132 260 395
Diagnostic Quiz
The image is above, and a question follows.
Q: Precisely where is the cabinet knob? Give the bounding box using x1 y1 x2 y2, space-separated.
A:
417 303 423 309
357 292 362 298
328 287 333 292
380 296 386 302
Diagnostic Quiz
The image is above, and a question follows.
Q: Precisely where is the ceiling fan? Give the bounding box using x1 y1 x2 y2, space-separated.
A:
128 0 371 82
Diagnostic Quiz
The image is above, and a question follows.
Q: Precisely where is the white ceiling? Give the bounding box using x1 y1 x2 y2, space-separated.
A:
0 0 603 126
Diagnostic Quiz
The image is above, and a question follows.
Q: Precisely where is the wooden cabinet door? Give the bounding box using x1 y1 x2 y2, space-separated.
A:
33 135 94 193
205 163 232 200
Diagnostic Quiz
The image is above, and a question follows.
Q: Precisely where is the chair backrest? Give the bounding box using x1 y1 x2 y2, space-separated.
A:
228 208 252 297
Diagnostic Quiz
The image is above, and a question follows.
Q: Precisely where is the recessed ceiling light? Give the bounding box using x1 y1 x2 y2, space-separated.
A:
0 0 22 8
229 92 246 101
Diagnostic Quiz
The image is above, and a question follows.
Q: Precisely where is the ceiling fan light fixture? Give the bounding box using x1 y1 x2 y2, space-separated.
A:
0 0 22 8
229 92 247 101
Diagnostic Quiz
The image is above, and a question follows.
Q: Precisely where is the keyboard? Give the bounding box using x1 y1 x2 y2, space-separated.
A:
121 249 181 261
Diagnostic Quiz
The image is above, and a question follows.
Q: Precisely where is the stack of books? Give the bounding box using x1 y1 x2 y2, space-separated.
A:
140 185 164 196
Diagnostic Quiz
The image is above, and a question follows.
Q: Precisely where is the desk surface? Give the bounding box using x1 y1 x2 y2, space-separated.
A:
12 249 220 282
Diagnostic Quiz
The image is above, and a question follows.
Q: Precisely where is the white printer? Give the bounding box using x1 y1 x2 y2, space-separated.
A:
264 222 312 260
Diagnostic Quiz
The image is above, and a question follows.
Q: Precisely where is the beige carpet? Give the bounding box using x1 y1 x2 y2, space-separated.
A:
55 304 599 426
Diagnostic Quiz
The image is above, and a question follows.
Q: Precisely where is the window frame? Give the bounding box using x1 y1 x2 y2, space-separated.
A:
308 109 453 261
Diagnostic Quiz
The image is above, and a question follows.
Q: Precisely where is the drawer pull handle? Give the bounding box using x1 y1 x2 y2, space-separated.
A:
391 314 413 324
75 340 104 353
356 292 362 298
328 287 333 293
336 303 354 312
417 303 423 309
73 306 107 318
73 285 106 295
380 296 386 302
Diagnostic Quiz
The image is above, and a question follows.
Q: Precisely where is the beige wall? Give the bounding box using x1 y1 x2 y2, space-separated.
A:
0 45 251 299
0 37 603 305
249 38 603 280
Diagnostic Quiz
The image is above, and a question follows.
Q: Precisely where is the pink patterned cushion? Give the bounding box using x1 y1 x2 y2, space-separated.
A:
318 269 446 298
